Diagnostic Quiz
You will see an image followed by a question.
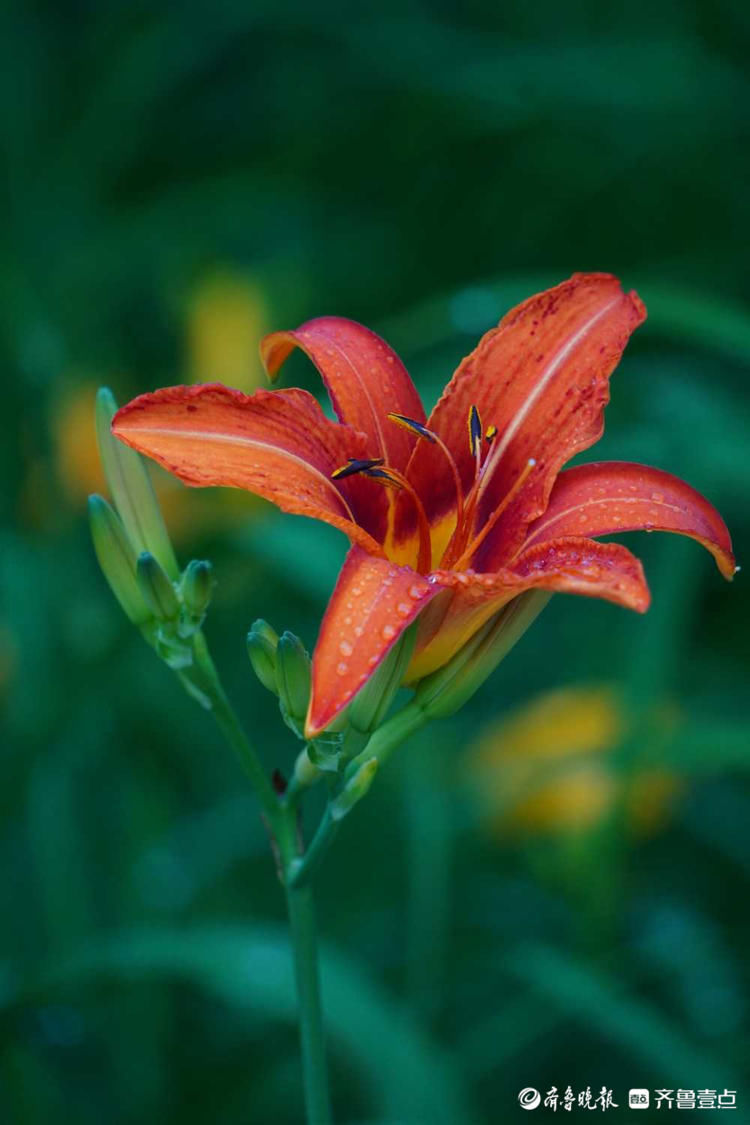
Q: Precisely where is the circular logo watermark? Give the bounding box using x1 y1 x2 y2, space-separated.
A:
518 1088 541 1110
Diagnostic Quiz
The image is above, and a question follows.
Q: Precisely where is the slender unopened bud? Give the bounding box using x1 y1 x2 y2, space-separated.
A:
330 757 378 821
414 590 551 719
349 623 416 734
247 620 279 693
88 495 151 625
96 387 179 580
136 552 180 622
181 559 214 617
276 632 311 735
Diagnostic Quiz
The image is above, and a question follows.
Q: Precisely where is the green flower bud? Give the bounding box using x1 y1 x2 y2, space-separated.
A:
136 552 180 622
276 632 311 737
330 757 378 821
96 387 179 580
414 590 551 719
88 495 151 625
181 559 214 617
349 622 416 734
293 747 324 788
247 620 279 694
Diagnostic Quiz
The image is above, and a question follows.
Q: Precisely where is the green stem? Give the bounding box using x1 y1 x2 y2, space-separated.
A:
279 812 333 1125
347 698 428 776
153 622 331 1121
209 680 281 825
288 805 340 888
187 631 281 830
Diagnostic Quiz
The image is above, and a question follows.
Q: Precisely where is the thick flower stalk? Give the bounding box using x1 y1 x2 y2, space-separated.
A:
111 273 735 736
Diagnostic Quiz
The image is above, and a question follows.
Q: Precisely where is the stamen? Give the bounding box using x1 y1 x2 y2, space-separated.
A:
331 457 384 480
485 424 498 443
440 406 488 566
452 458 536 569
333 457 433 574
387 411 464 530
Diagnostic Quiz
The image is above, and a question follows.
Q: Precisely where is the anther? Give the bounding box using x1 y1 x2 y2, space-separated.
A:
331 457 384 480
468 405 482 460
387 414 437 444
485 425 498 443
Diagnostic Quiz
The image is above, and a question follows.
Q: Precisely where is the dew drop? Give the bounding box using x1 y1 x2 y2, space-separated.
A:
344 616 352 626
396 602 411 617
339 640 353 656
354 626 364 637
368 654 379 666
409 584 424 599
336 662 348 675
382 624 396 640
352 585 363 596
651 491 664 503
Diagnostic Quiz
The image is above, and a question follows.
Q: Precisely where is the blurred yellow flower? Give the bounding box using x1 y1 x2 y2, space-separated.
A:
187 271 269 391
53 382 107 502
467 684 682 838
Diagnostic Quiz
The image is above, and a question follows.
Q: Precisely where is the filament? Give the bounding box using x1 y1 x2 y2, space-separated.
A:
332 456 433 574
452 458 536 570
387 412 464 530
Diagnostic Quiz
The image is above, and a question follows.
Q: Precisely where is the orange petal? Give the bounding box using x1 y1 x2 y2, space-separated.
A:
112 383 388 551
408 273 646 559
306 547 437 736
521 461 736 579
407 538 649 682
261 317 425 471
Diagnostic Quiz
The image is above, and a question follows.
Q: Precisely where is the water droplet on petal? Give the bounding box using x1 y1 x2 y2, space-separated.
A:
354 626 364 637
409 584 424 599
651 491 664 502
382 624 396 640
336 662 348 675
368 654 379 666
352 586 362 597
339 641 353 657
397 602 411 616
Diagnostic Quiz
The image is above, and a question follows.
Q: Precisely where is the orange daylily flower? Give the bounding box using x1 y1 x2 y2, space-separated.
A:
112 273 735 736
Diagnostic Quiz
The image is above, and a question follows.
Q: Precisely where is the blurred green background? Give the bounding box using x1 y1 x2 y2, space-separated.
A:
1 1 749 1122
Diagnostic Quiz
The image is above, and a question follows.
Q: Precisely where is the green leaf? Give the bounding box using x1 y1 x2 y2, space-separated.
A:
24 925 475 1125
508 943 742 1086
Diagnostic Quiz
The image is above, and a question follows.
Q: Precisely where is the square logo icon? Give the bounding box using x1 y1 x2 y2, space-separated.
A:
629 1089 650 1108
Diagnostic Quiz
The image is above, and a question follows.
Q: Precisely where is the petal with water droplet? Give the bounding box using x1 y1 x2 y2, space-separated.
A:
520 461 735 579
306 546 437 736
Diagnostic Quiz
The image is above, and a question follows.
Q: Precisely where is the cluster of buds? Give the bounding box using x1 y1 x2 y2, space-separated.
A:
89 389 216 698
246 617 412 816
